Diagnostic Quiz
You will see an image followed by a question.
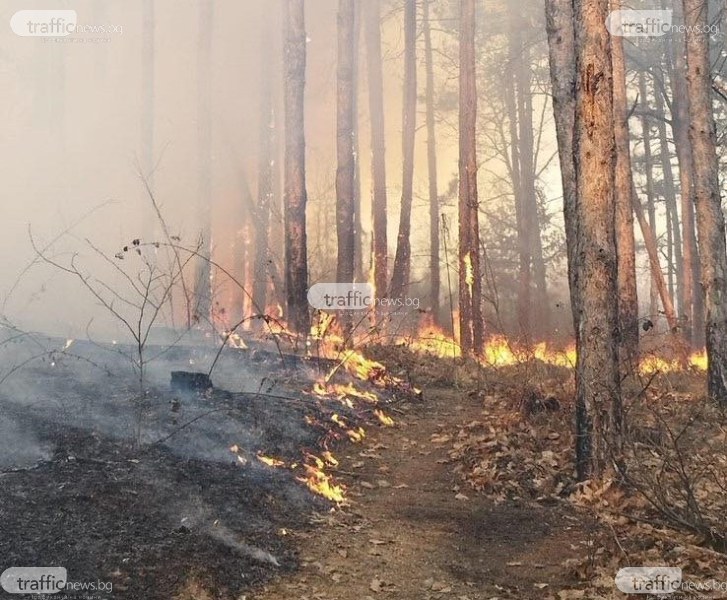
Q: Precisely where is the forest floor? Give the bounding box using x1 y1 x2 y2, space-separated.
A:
249 385 592 600
248 350 727 600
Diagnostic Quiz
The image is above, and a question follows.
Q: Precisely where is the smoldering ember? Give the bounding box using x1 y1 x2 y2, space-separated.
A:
2 1 727 599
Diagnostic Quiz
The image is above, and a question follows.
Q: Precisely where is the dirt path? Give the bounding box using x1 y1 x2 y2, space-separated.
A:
251 388 589 600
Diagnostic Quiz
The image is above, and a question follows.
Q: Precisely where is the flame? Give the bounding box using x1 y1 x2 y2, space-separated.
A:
257 454 285 468
331 413 366 442
374 409 394 427
296 454 346 503
403 324 706 376
313 381 379 406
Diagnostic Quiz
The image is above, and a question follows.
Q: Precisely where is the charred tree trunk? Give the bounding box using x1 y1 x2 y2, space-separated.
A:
683 0 727 403
423 0 441 325
336 0 356 334
283 0 311 334
458 0 483 355
364 0 388 305
572 0 622 480
544 0 578 330
389 0 416 300
611 4 639 358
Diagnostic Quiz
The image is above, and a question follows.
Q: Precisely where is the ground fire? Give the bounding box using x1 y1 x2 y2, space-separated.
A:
4 0 727 598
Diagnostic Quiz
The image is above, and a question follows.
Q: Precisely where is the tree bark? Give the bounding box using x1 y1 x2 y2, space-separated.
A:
458 0 483 355
352 2 364 283
423 0 441 325
514 17 549 338
637 72 659 321
283 0 311 334
631 182 679 332
683 0 727 403
336 0 356 334
389 0 416 300
364 0 388 305
544 0 578 330
505 18 529 337
572 0 622 480
611 2 639 357
669 1 702 346
653 70 684 326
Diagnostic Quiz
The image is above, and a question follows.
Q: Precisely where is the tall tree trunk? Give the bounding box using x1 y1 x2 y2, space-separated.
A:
283 0 311 334
505 18 529 337
653 70 685 326
352 3 364 283
572 0 622 480
193 0 214 325
631 183 679 331
637 72 659 321
336 0 356 335
669 1 702 346
389 0 416 300
544 0 578 330
514 17 549 338
364 0 388 305
683 0 727 403
611 2 639 358
458 0 483 355
423 0 441 325
252 18 276 322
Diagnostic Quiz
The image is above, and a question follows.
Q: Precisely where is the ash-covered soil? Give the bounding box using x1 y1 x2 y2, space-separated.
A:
0 334 383 599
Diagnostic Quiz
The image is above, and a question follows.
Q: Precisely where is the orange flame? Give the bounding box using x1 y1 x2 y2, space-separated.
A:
257 454 285 468
374 409 395 427
296 454 346 503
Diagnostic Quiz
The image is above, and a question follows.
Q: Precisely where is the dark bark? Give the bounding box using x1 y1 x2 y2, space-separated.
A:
611 5 639 357
423 0 441 324
389 0 416 300
458 0 483 354
283 0 310 334
544 0 578 330
364 0 388 304
336 0 356 334
683 0 727 403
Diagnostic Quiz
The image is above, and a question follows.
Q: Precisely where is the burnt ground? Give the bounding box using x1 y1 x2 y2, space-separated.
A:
0 336 402 600
252 387 594 600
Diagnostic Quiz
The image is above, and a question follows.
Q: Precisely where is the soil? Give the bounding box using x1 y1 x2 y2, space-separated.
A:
251 387 594 600
0 339 596 600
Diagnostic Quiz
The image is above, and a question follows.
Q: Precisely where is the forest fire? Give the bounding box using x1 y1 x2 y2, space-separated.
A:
257 454 286 468
374 409 395 427
296 454 346 504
